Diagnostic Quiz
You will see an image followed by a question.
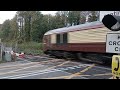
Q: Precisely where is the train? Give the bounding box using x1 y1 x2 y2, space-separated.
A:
43 21 115 64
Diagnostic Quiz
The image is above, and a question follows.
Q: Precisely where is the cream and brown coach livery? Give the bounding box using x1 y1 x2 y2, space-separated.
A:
43 21 113 64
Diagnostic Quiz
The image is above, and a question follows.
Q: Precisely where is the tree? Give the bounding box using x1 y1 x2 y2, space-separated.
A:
88 11 99 22
31 12 44 42
16 11 43 42
57 11 69 26
67 11 81 26
10 15 19 42
0 11 100 43
54 11 65 28
1 20 11 41
80 16 86 24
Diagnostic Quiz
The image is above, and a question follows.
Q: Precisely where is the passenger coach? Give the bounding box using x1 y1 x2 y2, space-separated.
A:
43 21 113 63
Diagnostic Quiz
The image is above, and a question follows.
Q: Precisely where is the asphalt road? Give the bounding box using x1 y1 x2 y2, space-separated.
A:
0 55 112 79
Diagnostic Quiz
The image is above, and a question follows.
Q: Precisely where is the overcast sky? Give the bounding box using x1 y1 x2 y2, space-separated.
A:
0 11 57 24
0 11 117 24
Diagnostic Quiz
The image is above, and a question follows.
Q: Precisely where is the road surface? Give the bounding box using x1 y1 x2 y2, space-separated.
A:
0 55 112 79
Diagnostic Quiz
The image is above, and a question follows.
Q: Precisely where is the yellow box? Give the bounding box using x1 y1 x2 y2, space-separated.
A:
112 55 120 77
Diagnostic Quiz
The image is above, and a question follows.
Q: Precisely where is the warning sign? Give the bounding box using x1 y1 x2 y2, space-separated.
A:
106 33 120 53
112 55 120 77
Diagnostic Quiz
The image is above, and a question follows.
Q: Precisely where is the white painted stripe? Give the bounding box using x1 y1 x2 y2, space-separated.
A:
11 64 90 79
0 63 43 75
67 67 76 69
1 69 89 79
0 62 38 69
11 65 88 74
0 61 70 79
109 76 113 79
0 59 63 72
78 64 93 67
0 64 89 79
0 63 39 71
0 69 62 79
57 65 88 71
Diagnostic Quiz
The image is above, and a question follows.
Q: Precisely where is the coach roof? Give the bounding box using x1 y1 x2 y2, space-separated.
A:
44 21 104 35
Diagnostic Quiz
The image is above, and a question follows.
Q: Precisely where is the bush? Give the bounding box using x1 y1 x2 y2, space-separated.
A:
3 41 44 55
17 42 43 55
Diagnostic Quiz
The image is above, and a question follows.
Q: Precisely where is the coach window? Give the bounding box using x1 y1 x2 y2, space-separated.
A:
60 34 63 44
56 34 60 44
56 33 67 44
63 33 68 44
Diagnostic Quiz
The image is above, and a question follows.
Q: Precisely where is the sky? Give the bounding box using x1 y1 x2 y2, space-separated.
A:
0 11 57 24
0 11 118 24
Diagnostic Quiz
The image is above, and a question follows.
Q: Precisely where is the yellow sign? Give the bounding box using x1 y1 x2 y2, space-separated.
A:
112 55 120 77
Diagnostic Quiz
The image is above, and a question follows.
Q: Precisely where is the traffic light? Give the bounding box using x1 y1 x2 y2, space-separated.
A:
102 14 120 31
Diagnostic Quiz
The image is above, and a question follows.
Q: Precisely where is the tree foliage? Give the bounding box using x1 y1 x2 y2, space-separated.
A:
1 20 11 41
0 11 99 43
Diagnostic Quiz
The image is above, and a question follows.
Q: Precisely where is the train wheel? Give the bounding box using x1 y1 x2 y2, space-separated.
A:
54 51 63 59
77 53 83 60
63 52 68 59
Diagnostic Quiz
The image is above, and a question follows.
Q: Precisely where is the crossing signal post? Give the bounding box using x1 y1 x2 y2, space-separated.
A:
102 14 120 79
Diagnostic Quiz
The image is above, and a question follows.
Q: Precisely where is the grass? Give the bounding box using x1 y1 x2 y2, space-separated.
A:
3 41 44 55
17 42 44 55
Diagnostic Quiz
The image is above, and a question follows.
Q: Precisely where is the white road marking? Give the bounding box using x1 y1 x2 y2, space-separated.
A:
0 69 62 79
0 59 64 72
109 76 113 79
8 64 88 74
0 63 43 75
0 57 111 79
0 61 70 78
0 62 38 69
0 69 90 79
1 64 90 79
